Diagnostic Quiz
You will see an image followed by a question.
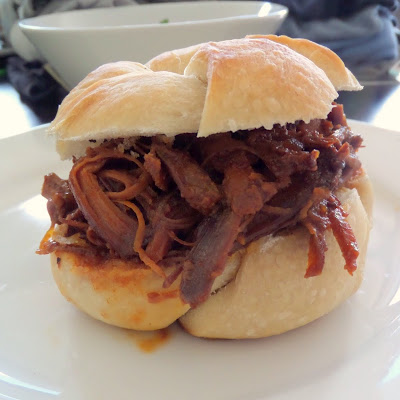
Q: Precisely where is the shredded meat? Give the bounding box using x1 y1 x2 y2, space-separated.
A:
181 209 242 305
39 103 364 307
42 173 76 224
153 143 221 214
145 194 199 262
327 194 359 275
222 152 278 216
144 151 169 191
68 150 141 258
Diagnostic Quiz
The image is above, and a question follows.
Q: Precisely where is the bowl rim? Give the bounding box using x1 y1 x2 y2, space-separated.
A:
19 1 288 32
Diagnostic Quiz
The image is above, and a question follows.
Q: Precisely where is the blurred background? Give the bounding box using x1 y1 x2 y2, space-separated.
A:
0 0 399 139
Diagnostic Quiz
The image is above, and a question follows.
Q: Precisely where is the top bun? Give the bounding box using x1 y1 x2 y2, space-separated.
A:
49 36 362 159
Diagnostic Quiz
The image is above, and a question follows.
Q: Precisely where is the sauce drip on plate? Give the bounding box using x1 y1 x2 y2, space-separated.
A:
126 328 171 353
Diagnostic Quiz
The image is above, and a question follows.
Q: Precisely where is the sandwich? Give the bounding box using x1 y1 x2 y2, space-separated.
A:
38 35 373 339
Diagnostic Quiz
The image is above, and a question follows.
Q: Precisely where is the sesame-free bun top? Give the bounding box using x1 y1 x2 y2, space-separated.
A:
49 36 362 159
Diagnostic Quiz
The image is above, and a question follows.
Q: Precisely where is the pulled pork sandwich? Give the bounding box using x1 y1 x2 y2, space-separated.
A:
38 36 373 339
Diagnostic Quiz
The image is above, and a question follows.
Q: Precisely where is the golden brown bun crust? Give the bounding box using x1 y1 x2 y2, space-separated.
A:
50 37 361 159
50 253 190 330
147 43 201 75
50 248 241 331
182 38 337 137
50 62 207 159
179 177 373 339
51 175 372 336
246 35 362 91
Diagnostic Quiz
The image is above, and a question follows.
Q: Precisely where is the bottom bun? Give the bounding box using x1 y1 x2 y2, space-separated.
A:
50 175 372 337
179 176 373 339
50 253 190 330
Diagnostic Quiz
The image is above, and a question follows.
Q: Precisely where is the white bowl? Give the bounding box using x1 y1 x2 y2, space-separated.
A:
19 1 287 90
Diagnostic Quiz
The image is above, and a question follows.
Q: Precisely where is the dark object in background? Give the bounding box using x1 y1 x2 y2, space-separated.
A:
276 0 399 80
6 56 65 102
275 0 398 20
6 55 67 121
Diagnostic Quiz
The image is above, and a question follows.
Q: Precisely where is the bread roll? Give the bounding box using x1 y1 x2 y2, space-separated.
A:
43 36 371 338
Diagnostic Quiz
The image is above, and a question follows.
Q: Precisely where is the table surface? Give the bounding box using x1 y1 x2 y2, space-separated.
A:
1 77 400 141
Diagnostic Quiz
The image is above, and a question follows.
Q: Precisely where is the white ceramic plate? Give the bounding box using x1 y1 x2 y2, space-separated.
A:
0 121 399 400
